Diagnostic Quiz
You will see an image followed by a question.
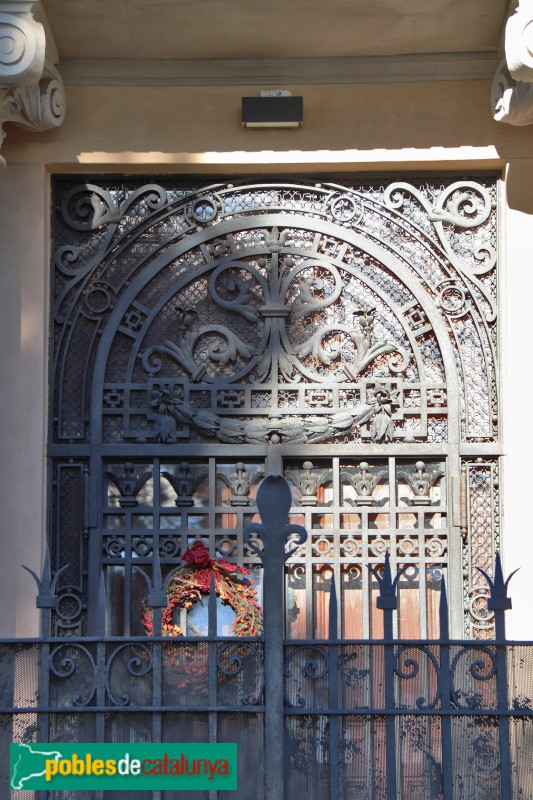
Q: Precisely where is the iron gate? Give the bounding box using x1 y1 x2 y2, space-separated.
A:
2 475 533 799
13 173 510 797
49 174 501 643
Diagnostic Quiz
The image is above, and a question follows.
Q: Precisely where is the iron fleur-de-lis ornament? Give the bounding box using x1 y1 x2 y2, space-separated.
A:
285 461 331 506
161 462 208 507
218 462 264 506
341 461 387 506
105 462 152 507
398 461 444 505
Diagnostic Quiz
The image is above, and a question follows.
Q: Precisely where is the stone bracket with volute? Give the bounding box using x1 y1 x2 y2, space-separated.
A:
493 0 533 125
0 0 65 167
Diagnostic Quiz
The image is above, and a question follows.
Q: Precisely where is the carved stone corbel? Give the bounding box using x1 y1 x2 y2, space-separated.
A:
0 1 65 168
1 59 65 130
492 58 533 125
505 0 533 82
493 1 533 125
0 1 45 87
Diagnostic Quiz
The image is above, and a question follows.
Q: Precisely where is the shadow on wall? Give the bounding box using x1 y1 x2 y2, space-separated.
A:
506 159 533 213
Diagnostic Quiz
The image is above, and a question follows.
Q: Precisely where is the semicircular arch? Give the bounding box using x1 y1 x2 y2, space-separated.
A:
91 213 460 449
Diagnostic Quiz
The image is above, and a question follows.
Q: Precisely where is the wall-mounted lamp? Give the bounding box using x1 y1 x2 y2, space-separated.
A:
242 90 303 128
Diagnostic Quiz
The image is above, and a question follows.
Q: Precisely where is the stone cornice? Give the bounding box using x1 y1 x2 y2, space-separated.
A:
59 52 499 87
0 0 65 168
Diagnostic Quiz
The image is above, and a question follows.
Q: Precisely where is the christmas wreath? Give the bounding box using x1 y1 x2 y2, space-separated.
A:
142 541 263 637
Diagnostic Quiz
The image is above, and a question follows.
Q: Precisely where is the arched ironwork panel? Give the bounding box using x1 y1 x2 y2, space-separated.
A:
49 176 500 639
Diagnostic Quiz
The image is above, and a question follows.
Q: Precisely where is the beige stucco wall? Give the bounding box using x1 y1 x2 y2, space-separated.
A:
501 160 533 640
1 78 532 637
3 80 532 170
0 164 48 637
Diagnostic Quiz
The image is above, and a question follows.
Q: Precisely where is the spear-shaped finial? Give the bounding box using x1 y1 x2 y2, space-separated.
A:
438 573 449 639
368 553 408 610
477 552 519 611
22 549 69 609
147 545 168 608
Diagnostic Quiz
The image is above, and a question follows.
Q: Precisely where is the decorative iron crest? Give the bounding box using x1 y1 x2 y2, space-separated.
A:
52 177 498 446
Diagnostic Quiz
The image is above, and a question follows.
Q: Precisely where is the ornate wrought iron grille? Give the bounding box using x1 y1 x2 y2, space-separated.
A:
49 175 500 639
2 478 531 800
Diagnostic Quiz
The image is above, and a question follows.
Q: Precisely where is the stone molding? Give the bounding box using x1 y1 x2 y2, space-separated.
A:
60 52 498 87
493 1 533 125
0 1 65 168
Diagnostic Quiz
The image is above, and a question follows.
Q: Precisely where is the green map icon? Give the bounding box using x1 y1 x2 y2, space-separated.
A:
11 743 63 790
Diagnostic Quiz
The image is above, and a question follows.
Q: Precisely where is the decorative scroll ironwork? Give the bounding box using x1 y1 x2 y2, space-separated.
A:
51 176 498 446
5 477 531 800
49 175 500 642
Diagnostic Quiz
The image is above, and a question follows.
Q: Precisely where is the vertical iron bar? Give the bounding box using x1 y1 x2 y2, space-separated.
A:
477 553 517 800
95 572 106 746
83 462 90 537
31 551 54 800
208 574 218 800
438 579 453 800
87 454 102 635
149 542 165 775
383 607 397 799
328 576 340 800
491 556 513 800
244 475 307 800
124 519 133 637
95 572 107 800
305 513 313 639
263 527 286 800
494 618 512 800
37 638 50 800
151 539 163 765
373 555 398 800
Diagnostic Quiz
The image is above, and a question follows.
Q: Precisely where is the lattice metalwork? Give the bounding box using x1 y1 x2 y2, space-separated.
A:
102 457 265 637
284 456 447 640
48 460 88 636
462 458 501 639
49 175 500 638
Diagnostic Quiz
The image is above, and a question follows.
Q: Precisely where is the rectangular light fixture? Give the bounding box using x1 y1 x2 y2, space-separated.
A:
242 96 303 128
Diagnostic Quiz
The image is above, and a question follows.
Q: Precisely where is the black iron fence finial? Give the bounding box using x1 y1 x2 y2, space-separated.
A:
23 549 69 611
368 552 408 611
477 551 518 613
